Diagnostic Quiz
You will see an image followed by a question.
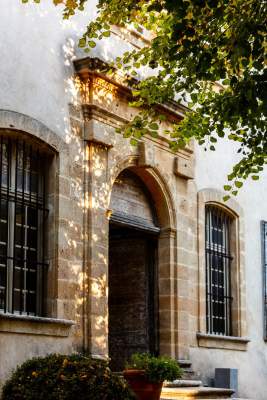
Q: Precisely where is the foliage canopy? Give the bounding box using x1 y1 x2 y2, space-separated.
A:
24 0 266 198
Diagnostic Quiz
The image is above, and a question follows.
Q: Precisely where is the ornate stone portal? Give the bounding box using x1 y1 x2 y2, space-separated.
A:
73 57 197 362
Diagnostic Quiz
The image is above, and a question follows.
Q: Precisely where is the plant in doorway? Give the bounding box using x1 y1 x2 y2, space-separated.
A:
123 353 182 400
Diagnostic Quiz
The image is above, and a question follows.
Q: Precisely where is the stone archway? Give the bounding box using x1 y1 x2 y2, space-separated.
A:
85 147 178 360
108 169 160 370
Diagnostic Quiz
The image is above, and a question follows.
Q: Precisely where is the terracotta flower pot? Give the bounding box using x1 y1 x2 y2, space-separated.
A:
123 369 163 400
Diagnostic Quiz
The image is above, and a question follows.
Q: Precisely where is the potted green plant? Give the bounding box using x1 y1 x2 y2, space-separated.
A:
123 353 182 400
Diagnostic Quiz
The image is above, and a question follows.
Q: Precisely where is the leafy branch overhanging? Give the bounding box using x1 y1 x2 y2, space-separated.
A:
24 0 267 199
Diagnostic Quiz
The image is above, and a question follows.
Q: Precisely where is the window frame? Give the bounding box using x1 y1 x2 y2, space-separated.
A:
197 189 247 344
205 205 233 336
0 135 49 316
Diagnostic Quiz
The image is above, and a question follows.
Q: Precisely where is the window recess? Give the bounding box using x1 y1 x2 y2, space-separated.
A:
0 136 48 316
205 205 233 336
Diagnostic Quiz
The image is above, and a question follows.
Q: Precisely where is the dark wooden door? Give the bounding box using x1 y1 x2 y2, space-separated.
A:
108 225 158 371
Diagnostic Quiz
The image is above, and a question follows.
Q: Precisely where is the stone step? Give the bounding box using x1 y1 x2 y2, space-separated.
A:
178 360 193 369
161 386 234 399
182 371 202 381
178 359 201 381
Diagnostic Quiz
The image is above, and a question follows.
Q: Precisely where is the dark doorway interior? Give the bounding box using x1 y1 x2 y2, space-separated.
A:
108 223 158 371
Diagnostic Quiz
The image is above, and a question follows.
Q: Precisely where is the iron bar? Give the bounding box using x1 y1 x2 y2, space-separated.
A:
0 136 48 316
206 205 233 335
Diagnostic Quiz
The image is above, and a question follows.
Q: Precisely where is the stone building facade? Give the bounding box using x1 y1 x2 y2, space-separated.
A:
0 2 266 399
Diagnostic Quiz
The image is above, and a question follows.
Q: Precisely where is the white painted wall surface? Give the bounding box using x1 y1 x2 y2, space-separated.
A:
0 0 132 140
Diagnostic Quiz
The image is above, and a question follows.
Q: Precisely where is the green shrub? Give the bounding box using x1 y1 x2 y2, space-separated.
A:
2 353 135 400
126 353 182 383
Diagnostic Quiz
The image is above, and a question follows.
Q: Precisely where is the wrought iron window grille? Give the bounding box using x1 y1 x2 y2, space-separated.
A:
0 136 49 316
205 205 233 336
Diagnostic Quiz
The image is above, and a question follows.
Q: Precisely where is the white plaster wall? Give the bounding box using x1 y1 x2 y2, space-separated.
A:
0 0 132 141
0 332 74 387
192 141 267 400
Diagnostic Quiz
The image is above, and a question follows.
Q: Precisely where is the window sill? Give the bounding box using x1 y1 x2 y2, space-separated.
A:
197 332 250 351
0 313 75 337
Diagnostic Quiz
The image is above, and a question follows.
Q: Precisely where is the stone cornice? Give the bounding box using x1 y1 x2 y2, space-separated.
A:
82 103 128 126
74 57 188 122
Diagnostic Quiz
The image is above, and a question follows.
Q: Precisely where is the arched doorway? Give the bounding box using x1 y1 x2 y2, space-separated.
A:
108 169 160 370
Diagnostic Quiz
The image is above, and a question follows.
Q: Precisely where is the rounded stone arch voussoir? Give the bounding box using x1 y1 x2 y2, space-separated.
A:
109 154 177 231
0 109 67 153
198 187 244 218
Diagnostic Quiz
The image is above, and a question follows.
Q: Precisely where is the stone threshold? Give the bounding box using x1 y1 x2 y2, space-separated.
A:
161 386 234 399
0 312 75 337
197 332 250 351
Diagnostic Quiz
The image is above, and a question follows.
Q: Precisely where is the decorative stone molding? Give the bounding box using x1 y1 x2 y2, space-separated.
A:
74 57 187 120
197 332 250 351
73 57 194 156
82 104 128 127
138 141 155 167
0 313 74 337
197 188 247 342
0 109 67 153
108 156 177 232
160 227 177 239
83 118 114 148
174 156 194 179
73 57 196 361
198 188 244 218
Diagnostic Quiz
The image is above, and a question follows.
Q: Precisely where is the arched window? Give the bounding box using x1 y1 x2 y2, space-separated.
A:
205 205 233 335
0 135 48 316
198 189 247 349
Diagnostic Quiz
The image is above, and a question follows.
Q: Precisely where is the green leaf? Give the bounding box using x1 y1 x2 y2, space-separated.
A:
79 38 86 48
234 181 243 188
130 138 138 146
102 31 110 37
149 123 159 130
223 195 231 202
150 130 158 138
191 93 198 102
